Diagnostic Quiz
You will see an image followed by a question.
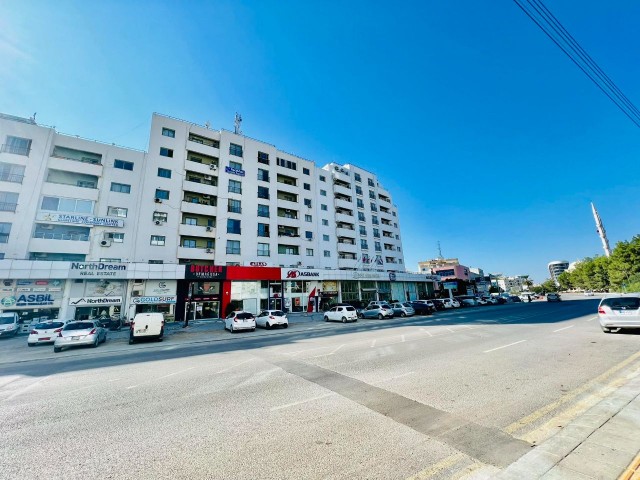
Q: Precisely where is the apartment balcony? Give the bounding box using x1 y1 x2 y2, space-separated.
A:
337 257 359 269
187 139 220 159
48 156 103 176
29 236 91 255
335 212 355 224
275 182 299 196
181 201 217 216
336 227 356 239
177 246 215 260
331 170 350 184
182 178 218 196
337 242 358 254
334 184 352 197
334 198 354 211
276 215 300 228
178 224 216 238
185 160 220 177
41 182 99 201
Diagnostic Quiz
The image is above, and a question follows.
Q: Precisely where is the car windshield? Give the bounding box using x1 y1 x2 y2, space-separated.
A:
237 313 254 319
34 322 64 329
64 322 95 330
0 317 15 324
601 297 640 310
272 311 284 316
345 307 355 311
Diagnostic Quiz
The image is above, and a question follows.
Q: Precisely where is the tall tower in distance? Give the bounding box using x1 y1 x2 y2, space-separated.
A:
591 202 611 257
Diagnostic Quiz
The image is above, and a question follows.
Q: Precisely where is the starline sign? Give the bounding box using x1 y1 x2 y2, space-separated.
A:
285 270 320 279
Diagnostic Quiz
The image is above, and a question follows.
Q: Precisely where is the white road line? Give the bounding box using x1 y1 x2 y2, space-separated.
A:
370 339 377 348
4 375 52 401
586 316 598 322
420 328 433 337
127 366 198 389
108 378 122 382
483 340 526 354
215 358 255 374
401 335 406 342
270 392 334 411
553 325 575 333
446 327 456 333
330 344 345 355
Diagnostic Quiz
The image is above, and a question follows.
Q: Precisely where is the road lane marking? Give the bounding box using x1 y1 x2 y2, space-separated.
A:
553 325 574 333
505 349 640 435
370 339 376 348
420 328 433 337
215 358 255 374
405 453 466 479
483 340 526 353
330 344 345 355
586 316 598 322
126 366 197 389
4 375 52 401
270 392 334 411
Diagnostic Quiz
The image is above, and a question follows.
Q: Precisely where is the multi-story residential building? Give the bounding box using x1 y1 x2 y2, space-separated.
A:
548 260 569 286
0 111 430 324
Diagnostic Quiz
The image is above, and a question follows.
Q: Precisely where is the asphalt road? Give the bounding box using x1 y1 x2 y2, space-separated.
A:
1 296 639 479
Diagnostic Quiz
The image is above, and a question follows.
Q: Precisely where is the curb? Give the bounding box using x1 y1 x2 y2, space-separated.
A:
620 452 640 480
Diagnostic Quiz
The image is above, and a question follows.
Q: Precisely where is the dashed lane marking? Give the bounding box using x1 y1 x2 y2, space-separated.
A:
553 325 575 333
483 340 526 354
270 392 334 411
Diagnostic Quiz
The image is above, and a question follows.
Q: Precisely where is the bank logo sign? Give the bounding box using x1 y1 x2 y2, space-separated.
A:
286 270 320 279
1 294 55 307
69 262 128 278
36 212 124 228
69 297 123 306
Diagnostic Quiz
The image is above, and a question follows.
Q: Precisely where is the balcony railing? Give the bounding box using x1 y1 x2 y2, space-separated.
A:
33 232 89 241
51 154 101 165
0 172 24 184
1 144 30 156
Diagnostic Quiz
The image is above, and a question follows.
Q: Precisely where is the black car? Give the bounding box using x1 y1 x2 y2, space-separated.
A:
408 302 433 315
432 299 447 311
510 296 522 303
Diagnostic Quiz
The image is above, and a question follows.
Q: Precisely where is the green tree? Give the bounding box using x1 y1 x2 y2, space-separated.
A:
557 271 573 291
608 235 640 290
540 279 558 293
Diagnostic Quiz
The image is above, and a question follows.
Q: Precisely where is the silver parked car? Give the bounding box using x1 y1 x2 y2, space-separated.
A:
358 304 395 319
598 295 640 333
54 320 107 352
391 302 415 317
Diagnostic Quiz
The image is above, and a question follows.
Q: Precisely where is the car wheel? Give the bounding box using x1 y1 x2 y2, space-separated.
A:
358 313 363 319
401 312 406 317
28 342 35 347
283 323 288 328
252 328 256 332
324 316 329 322
378 314 383 320
230 324 234 333
266 322 270 330
92 337 99 348
601 326 611 333
129 334 135 345
54 346 62 353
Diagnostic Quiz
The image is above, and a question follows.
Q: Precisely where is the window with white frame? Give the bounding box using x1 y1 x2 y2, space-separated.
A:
257 243 270 256
150 235 165 246
108 206 128 218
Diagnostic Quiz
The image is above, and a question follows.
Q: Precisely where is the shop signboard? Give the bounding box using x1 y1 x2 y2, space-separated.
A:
352 271 384 280
144 280 176 296
1 294 56 307
69 262 128 278
283 269 321 279
185 265 226 280
443 281 458 290
36 212 124 228
69 297 123 306
130 296 176 304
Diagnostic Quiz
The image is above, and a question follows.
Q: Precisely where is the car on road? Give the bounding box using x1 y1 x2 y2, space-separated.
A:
28 321 66 346
224 311 256 333
391 302 415 317
358 304 394 319
414 300 436 311
54 320 107 352
598 295 640 333
457 296 479 307
482 296 498 305
432 299 447 311
324 305 358 323
584 290 594 296
0 312 19 337
510 296 522 303
408 301 434 315
256 310 289 329
130 312 165 344
476 297 488 306
546 293 561 302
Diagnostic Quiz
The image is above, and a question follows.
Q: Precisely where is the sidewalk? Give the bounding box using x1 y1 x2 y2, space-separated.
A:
494 371 640 479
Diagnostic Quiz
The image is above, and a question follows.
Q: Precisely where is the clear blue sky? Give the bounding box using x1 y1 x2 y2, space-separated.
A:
2 0 640 282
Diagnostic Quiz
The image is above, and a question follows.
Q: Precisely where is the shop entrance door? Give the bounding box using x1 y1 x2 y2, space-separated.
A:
269 297 283 310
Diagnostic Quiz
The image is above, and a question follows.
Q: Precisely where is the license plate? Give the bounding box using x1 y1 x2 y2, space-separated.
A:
39 337 50 341
72 336 80 341
618 311 633 315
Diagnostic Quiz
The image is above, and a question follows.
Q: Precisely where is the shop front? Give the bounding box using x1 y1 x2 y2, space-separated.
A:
178 265 225 322
128 280 177 323
223 266 282 316
0 279 65 331
68 278 125 320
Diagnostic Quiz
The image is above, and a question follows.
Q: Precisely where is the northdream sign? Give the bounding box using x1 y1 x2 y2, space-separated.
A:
69 262 128 278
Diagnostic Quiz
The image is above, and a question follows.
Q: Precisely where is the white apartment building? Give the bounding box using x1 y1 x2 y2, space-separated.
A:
0 111 423 325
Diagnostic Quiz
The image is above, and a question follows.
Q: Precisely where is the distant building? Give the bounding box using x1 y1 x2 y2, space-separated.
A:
418 258 470 281
548 260 570 286
496 276 527 293
418 258 460 273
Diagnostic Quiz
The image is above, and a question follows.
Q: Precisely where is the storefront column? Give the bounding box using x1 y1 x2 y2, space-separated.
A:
221 280 232 318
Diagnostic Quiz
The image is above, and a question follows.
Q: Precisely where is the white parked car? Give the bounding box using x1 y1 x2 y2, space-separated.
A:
584 290 594 296
598 295 640 333
391 302 415 317
54 320 107 352
28 320 66 346
256 310 288 329
440 298 460 309
476 297 488 306
225 311 256 333
0 312 19 337
129 312 165 344
483 296 498 305
324 305 358 323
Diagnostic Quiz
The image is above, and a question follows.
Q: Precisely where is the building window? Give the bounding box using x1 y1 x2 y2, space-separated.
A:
258 151 269 164
278 245 299 255
359 226 367 236
369 190 376 199
355 186 363 195
305 231 313 240
375 241 382 252
110 183 131 194
303 183 311 191
371 203 378 212
305 214 312 222
257 243 270 256
160 147 173 157
228 199 241 213
257 223 270 237
2 136 31 156
354 173 361 182
303 167 310 175
319 175 326 182
149 235 165 246
184 217 197 225
148 260 163 264
228 180 242 194
368 178 374 187
0 192 18 212
360 239 368 249
257 186 269 199
357 199 364 209
321 204 327 211
322 219 329 226
158 168 172 178
306 248 314 256
41 196 93 213
99 258 122 263
227 219 241 234
324 250 331 258
0 162 25 183
155 189 170 200
372 215 379 225
358 212 365 222
108 206 128 218
304 198 312 207
392 211 397 217
373 228 380 238
229 143 243 157
182 239 196 248
257 168 269 182
0 222 11 243
322 234 329 241
320 189 327 196
153 211 168 223
276 157 297 170
105 232 124 243
257 204 269 218
162 127 175 138
229 160 242 170
226 240 241 254
114 159 134 171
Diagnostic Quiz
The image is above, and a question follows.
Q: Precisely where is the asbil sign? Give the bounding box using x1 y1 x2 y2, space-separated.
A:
69 262 128 278
1 294 56 307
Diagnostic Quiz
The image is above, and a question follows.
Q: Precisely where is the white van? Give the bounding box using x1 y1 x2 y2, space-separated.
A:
0 312 19 337
129 313 164 344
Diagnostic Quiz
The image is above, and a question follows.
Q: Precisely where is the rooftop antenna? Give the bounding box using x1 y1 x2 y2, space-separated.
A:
234 112 243 135
591 202 611 257
29 112 37 124
437 241 443 259
204 121 211 129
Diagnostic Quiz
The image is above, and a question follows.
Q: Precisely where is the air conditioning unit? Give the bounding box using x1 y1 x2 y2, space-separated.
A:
132 290 143 297
210 164 217 170
285 209 291 213
206 226 212 232
100 240 112 247
206 248 213 253
154 198 162 203
155 220 162 225
202 194 210 199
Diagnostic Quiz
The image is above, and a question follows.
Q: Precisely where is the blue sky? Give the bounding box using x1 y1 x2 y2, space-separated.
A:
2 0 640 282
